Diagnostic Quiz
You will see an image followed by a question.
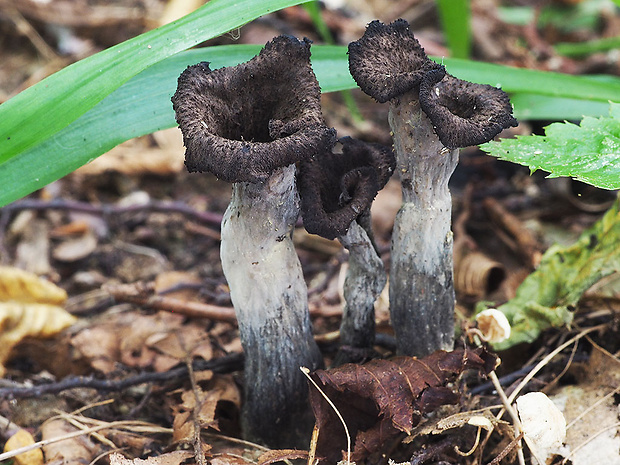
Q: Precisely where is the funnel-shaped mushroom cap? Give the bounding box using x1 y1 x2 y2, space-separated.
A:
172 35 336 183
419 70 518 149
298 137 395 240
348 19 444 103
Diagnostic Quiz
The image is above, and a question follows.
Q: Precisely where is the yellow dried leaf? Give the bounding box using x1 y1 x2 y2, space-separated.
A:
0 266 67 305
3 429 44 465
0 302 77 376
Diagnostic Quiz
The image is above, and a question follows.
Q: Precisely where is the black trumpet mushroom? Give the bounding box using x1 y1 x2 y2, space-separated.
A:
348 19 517 356
172 35 336 447
298 137 395 365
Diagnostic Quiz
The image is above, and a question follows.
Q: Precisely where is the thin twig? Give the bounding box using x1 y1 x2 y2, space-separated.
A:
505 326 601 407
301 367 351 465
489 371 526 465
0 353 244 399
561 422 620 464
0 420 169 462
485 432 524 465
1 198 224 227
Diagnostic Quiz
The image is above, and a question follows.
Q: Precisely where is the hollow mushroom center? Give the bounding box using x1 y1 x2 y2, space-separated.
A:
433 83 477 119
206 72 306 144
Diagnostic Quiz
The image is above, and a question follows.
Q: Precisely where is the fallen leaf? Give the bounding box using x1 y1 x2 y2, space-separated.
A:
257 449 309 465
0 266 67 304
477 195 620 349
3 429 43 465
309 348 497 463
41 419 98 464
52 231 98 262
516 392 566 464
109 451 193 465
0 267 76 375
170 374 240 443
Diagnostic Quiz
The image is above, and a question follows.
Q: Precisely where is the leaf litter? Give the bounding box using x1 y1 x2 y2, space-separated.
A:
1 0 620 463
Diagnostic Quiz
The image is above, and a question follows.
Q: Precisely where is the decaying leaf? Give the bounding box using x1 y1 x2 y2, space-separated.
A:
406 409 503 441
516 392 566 464
0 266 67 304
309 348 497 463
0 266 76 375
476 195 620 350
109 451 193 465
41 419 98 464
169 373 241 444
3 429 43 465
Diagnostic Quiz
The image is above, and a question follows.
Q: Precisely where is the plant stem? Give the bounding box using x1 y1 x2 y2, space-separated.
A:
220 164 322 447
388 91 458 356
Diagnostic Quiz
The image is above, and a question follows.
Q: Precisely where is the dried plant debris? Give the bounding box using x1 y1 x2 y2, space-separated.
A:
0 266 76 375
308 348 497 463
476 195 620 350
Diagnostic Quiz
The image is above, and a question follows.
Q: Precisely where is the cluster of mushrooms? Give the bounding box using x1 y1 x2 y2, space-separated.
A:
172 20 517 447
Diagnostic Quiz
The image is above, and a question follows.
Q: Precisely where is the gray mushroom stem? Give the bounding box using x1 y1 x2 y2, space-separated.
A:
388 92 458 356
335 220 386 364
221 164 322 446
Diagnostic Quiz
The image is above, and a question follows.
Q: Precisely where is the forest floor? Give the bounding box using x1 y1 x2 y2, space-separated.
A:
0 0 619 464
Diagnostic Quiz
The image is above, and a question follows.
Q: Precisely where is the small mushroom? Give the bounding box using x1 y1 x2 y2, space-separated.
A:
172 35 336 447
298 137 395 364
348 19 517 356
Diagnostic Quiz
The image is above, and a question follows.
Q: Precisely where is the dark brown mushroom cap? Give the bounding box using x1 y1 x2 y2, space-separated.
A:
419 70 518 149
171 35 336 183
348 19 444 103
298 137 395 240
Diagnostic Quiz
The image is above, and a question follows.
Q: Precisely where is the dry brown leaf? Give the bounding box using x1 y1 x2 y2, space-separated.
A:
52 231 98 262
154 270 202 300
3 429 43 465
109 451 193 465
0 266 76 375
71 310 215 374
257 449 309 465
41 419 98 464
170 374 241 443
71 324 122 373
0 266 67 304
76 129 184 176
309 348 497 463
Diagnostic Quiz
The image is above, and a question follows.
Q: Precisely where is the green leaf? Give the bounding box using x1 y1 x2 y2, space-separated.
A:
555 35 620 57
0 0 307 163
3 42 620 205
480 196 620 350
437 0 471 59
0 45 354 206
439 57 620 103
509 93 612 120
481 103 620 190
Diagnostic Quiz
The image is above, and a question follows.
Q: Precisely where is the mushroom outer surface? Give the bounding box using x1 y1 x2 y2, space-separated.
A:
419 71 518 149
348 19 444 103
298 137 395 240
172 35 335 183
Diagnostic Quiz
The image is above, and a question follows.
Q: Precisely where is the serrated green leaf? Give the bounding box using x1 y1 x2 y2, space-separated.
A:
481 103 620 190
479 195 620 350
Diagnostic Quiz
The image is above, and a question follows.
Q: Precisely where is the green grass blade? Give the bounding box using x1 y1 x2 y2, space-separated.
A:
440 57 620 102
437 0 471 59
3 46 620 206
0 45 354 206
555 36 620 57
0 0 307 163
510 94 612 120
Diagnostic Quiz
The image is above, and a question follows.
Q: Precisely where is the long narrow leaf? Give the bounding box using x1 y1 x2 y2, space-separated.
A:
2 46 620 206
0 0 307 163
437 0 471 59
